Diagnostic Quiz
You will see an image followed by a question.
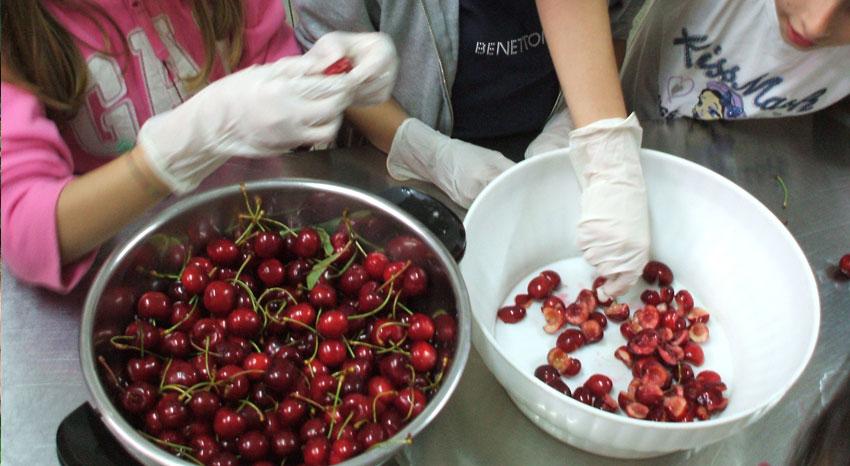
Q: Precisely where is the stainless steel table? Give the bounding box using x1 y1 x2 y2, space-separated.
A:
2 114 849 466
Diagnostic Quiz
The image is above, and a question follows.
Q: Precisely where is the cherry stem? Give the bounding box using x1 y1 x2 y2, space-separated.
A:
327 373 346 436
230 277 259 312
775 174 788 208
372 391 396 423
336 412 355 440
137 430 203 466
159 358 174 391
377 261 410 293
396 301 414 316
367 434 413 451
402 387 416 422
97 356 125 393
343 338 356 359
425 356 450 390
146 269 180 280
238 399 265 422
292 393 327 412
163 302 197 334
348 284 394 320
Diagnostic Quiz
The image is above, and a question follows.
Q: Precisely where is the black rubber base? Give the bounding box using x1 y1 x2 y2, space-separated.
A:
56 402 142 466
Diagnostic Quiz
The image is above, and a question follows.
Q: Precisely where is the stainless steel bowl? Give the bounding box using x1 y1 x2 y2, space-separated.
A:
80 179 472 465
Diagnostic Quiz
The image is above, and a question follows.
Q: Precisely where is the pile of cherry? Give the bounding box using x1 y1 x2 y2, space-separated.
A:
497 261 729 422
99 188 458 466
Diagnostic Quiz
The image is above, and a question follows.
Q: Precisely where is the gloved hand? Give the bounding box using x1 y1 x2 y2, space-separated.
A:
137 55 354 193
304 31 398 107
525 106 576 158
387 118 515 208
568 113 650 298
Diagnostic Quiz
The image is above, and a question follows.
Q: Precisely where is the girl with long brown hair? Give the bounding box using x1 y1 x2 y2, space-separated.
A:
0 0 398 292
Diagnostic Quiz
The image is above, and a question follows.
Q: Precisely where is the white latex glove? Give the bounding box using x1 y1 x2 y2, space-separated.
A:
568 113 650 298
137 55 354 193
304 31 398 107
387 118 515 208
525 106 576 158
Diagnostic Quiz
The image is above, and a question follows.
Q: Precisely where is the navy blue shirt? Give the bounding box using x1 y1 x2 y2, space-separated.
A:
451 0 560 141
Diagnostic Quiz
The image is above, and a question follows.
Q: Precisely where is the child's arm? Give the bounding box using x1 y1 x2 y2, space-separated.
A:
2 54 357 292
55 147 169 265
534 0 650 298
536 0 627 126
1 82 167 292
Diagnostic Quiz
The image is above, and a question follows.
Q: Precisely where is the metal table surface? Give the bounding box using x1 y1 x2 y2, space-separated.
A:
2 114 849 466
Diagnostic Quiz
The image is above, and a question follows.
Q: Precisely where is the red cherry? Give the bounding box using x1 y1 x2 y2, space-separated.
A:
317 339 347 367
409 341 437 372
309 283 338 309
226 308 261 337
253 231 284 259
137 291 171 320
527 275 551 299
206 238 240 266
433 313 457 346
402 265 428 297
839 254 850 277
316 310 349 339
407 313 435 341
497 305 526 323
322 56 354 75
214 407 247 439
294 227 320 258
180 265 208 295
583 373 613 398
203 280 236 316
257 258 285 287
363 252 389 280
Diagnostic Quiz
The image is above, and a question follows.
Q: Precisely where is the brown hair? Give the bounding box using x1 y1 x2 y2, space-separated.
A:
1 0 244 124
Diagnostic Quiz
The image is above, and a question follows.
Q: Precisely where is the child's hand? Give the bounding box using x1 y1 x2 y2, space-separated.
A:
305 31 399 107
386 118 515 208
567 113 650 298
135 55 355 193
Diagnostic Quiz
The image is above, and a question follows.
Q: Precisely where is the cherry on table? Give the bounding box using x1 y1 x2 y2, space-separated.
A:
840 253 850 277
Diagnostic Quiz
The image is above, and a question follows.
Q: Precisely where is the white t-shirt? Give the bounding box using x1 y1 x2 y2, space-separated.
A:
621 0 850 121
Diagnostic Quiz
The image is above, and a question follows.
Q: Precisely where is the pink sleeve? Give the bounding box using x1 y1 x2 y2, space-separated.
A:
236 0 303 69
0 82 98 293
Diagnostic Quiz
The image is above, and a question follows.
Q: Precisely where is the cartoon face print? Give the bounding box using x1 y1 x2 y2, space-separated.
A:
693 90 724 120
691 81 746 120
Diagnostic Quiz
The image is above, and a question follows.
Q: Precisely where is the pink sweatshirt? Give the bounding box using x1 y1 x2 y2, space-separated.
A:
0 0 301 293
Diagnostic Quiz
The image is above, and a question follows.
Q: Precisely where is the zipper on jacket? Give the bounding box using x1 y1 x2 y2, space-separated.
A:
417 0 454 135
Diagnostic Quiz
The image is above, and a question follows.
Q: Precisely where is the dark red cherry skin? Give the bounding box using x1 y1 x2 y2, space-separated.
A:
203 280 236 316
294 227 321 258
206 238 240 266
317 310 349 339
583 373 614 398
137 291 171 320
181 265 209 295
254 231 284 259
839 254 850 277
497 305 526 323
214 408 247 439
527 275 551 299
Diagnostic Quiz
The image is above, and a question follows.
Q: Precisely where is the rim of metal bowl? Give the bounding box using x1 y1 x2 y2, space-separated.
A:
80 178 472 466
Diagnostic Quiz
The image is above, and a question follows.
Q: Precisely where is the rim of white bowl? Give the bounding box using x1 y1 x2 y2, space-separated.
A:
463 148 821 431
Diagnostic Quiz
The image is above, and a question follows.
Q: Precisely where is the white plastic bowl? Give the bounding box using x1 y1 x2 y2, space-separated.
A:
460 149 819 459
